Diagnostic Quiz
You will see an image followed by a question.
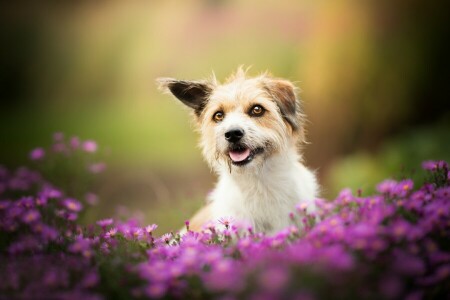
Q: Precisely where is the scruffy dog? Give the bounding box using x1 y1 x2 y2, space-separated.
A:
158 68 318 234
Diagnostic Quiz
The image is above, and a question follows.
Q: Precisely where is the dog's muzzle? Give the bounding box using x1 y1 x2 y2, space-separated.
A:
224 127 264 166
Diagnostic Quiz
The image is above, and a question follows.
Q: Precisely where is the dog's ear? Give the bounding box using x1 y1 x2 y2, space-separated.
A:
157 78 213 116
262 78 301 131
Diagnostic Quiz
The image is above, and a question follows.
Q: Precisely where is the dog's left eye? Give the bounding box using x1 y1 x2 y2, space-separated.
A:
249 105 265 117
213 111 225 122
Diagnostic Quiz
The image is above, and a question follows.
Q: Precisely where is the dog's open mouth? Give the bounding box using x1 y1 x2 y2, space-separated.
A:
228 145 264 166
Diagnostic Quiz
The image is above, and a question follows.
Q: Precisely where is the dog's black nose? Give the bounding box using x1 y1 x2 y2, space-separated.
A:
225 128 244 143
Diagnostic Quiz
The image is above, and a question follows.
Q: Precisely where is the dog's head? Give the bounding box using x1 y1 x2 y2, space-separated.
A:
158 68 306 172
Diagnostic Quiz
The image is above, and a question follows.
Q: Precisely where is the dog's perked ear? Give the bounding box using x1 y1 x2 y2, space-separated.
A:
157 78 213 116
262 79 301 131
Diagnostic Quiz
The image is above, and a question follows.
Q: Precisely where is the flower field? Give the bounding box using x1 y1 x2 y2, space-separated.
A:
0 135 449 299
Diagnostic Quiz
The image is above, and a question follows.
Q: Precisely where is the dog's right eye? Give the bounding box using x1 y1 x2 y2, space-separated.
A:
213 111 224 122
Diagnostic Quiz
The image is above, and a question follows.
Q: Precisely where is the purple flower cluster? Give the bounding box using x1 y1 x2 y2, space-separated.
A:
130 165 449 299
29 132 106 177
0 171 102 298
1 136 449 299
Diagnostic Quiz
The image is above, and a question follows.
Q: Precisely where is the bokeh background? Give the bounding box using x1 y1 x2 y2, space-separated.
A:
1 0 449 233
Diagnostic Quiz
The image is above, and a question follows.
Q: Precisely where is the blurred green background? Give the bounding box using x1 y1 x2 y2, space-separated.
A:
1 0 449 232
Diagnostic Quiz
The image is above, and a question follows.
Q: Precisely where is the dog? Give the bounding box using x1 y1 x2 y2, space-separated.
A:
157 67 318 234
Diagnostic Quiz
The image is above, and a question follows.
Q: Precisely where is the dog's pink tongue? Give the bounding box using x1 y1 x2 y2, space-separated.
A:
229 148 251 162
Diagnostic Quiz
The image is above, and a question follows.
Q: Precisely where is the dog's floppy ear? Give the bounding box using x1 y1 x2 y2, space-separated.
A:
157 78 213 116
262 78 301 131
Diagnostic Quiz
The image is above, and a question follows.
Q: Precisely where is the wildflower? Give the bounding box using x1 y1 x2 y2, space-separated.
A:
336 188 355 205
145 224 158 234
35 197 47 206
29 148 45 161
62 198 83 212
68 237 93 258
105 228 118 239
131 228 144 240
422 160 448 171
96 218 113 228
289 212 295 221
160 233 172 245
66 212 78 221
70 136 80 149
17 196 34 208
82 140 98 153
393 180 414 197
40 186 62 199
39 225 59 241
21 209 40 224
391 219 411 240
376 179 398 194
218 216 234 229
296 202 309 213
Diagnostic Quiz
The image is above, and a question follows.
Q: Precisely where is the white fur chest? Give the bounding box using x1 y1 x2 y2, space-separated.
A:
209 151 318 234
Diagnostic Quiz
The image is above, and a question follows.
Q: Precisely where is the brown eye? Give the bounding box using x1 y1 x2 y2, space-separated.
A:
250 105 265 117
213 111 224 122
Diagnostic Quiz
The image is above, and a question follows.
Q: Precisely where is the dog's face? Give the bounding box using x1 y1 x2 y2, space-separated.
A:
158 69 305 172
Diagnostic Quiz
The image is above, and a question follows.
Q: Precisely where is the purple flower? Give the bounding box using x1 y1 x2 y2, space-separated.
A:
21 209 40 224
68 237 93 258
392 180 414 197
62 198 83 212
40 186 62 199
218 216 234 229
66 212 78 221
145 224 158 234
376 179 398 194
105 228 118 239
131 228 144 240
85 193 99 206
17 196 34 208
82 140 98 153
422 160 448 171
96 218 113 228
2 152 450 299
29 148 45 161
160 233 172 245
39 225 59 241
70 136 80 149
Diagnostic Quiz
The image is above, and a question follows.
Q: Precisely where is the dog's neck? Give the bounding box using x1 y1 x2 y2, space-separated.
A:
210 145 317 233
216 145 304 205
